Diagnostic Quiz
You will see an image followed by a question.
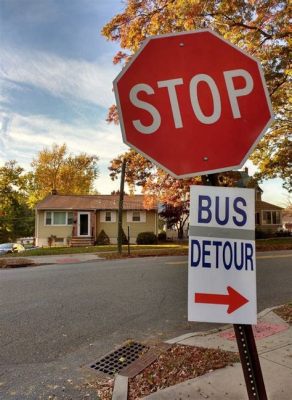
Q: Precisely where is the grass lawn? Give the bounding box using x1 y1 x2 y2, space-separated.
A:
255 237 292 251
5 243 188 257
2 237 291 259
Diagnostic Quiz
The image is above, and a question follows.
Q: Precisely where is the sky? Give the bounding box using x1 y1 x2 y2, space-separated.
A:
0 0 289 207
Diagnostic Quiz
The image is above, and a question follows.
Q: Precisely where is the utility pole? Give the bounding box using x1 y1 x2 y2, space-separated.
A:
117 158 126 254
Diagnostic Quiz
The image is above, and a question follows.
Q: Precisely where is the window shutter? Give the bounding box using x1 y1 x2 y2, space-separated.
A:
100 211 106 222
111 211 116 222
127 211 133 222
140 211 146 222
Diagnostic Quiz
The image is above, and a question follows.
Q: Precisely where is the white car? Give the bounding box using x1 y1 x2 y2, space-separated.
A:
0 243 25 255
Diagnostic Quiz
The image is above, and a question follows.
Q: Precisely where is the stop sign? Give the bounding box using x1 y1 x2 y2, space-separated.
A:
113 29 273 177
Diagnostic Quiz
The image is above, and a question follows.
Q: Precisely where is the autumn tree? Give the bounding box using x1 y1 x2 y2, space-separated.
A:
0 161 34 242
109 149 200 237
30 143 99 204
102 0 291 191
109 149 154 192
159 203 189 239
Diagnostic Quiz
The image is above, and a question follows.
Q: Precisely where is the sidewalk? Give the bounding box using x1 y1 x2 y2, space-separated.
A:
0 252 103 267
143 307 291 399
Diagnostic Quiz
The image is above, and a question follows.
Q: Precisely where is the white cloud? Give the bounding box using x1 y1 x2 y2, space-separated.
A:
0 111 128 192
260 180 289 208
0 46 119 109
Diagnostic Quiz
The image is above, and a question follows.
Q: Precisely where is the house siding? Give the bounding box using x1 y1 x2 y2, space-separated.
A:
255 201 283 233
36 210 73 246
96 210 157 244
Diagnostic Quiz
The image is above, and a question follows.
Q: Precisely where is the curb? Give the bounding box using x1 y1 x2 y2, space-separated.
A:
110 305 289 400
112 375 128 400
166 305 288 345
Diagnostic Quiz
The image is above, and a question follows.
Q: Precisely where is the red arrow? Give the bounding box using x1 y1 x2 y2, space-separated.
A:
194 286 249 314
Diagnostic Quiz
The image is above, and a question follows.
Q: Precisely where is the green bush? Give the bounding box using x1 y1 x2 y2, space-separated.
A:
255 229 273 239
158 231 167 242
276 230 291 237
96 230 110 245
120 228 129 244
136 231 158 245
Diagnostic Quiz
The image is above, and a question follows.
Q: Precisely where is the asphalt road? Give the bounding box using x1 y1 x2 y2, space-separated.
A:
0 251 291 399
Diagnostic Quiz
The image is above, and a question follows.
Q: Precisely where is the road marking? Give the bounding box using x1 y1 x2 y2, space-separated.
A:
165 253 292 264
256 254 292 260
165 261 187 265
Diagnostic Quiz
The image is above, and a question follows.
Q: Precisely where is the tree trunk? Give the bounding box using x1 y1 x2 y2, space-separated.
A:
117 159 126 254
178 226 184 239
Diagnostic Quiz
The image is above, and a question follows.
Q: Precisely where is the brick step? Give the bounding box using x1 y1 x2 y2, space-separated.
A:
71 236 95 247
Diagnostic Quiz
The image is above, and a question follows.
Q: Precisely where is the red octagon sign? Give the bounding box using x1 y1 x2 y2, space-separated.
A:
114 29 273 178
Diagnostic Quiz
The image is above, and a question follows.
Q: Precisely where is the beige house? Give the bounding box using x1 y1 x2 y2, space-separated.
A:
35 194 158 247
255 187 283 233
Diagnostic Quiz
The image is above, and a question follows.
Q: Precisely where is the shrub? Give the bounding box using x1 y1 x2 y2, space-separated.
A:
136 231 158 245
276 230 291 237
158 231 167 242
96 230 110 245
120 228 129 244
255 229 273 239
47 235 56 247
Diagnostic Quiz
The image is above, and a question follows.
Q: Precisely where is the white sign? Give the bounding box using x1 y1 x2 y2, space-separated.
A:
188 185 256 324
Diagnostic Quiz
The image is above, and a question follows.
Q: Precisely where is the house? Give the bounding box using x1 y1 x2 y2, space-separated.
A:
35 194 158 247
254 187 283 233
222 168 284 234
163 168 283 239
281 206 292 233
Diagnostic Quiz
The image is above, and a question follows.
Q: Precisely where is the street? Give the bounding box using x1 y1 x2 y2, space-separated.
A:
0 251 291 399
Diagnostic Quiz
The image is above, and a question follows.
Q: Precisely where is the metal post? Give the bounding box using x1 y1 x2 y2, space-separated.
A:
203 173 267 400
117 159 126 255
234 324 268 400
127 226 130 255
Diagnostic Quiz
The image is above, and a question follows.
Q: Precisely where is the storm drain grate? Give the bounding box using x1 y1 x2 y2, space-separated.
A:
90 342 148 376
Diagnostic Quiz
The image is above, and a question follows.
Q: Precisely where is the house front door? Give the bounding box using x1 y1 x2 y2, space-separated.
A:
78 212 90 236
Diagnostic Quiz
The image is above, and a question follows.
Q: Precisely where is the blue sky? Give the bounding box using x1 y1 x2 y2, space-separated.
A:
0 0 289 206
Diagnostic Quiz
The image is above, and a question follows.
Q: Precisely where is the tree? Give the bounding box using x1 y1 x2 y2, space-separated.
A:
159 203 189 239
109 149 200 237
109 149 153 192
30 143 99 204
0 161 34 242
102 0 291 191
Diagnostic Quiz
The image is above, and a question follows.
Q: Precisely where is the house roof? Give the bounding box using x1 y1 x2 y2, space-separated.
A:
255 200 283 211
36 194 157 211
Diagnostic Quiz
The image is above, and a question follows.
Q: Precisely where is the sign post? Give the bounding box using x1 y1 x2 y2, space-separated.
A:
233 324 267 399
188 184 267 399
113 29 272 399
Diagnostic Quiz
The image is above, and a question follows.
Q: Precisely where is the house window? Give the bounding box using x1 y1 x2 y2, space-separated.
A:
255 212 260 225
45 211 73 226
53 212 66 225
54 237 64 244
262 211 281 225
105 211 112 221
100 211 116 223
45 212 52 225
127 210 146 223
67 212 74 225
132 211 141 222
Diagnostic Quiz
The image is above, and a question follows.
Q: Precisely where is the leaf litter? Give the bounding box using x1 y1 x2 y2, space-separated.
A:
93 344 238 399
